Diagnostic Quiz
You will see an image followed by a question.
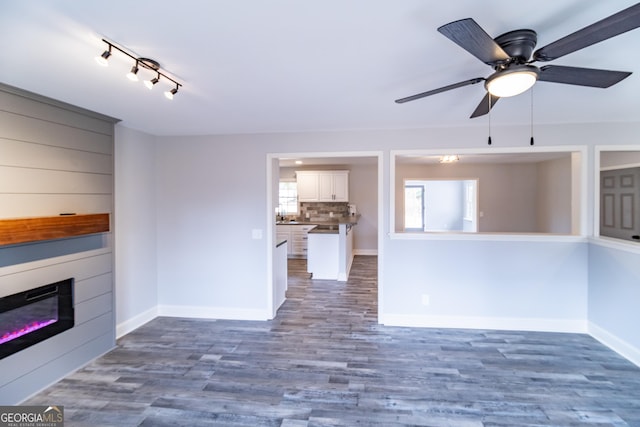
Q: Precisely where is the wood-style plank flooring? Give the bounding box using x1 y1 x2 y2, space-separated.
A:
25 256 640 426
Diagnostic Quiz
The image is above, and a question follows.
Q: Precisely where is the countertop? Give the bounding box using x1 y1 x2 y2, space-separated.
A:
276 214 360 227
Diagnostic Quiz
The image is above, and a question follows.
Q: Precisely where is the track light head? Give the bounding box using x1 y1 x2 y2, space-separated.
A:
95 46 112 66
164 85 179 100
144 74 160 90
127 62 139 81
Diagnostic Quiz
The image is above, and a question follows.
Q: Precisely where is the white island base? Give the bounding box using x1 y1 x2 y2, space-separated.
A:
307 223 354 281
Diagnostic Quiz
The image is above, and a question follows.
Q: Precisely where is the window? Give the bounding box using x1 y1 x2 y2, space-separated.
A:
404 185 424 231
403 179 477 232
278 180 298 215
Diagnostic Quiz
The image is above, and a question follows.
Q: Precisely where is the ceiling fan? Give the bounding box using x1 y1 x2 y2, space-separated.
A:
395 3 640 118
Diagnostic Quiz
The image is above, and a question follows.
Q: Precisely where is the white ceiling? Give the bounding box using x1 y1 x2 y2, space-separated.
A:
2 1 640 136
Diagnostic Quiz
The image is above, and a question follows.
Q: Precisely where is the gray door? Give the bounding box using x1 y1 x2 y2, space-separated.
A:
600 167 640 242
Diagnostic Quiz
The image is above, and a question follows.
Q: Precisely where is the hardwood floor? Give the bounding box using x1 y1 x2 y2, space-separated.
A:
25 256 640 426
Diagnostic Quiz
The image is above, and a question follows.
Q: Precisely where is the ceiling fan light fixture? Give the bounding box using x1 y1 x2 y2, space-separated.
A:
485 65 539 97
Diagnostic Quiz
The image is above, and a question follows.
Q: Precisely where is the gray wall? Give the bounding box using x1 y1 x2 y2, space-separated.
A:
130 123 639 366
114 125 158 337
537 156 572 234
0 84 116 404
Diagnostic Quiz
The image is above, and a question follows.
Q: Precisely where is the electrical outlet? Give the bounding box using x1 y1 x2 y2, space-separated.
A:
421 294 430 306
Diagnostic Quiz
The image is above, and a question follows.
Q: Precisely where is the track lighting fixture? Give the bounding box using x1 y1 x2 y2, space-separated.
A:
95 39 183 99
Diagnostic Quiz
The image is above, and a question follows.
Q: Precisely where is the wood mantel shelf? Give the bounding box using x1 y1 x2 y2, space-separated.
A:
0 213 110 246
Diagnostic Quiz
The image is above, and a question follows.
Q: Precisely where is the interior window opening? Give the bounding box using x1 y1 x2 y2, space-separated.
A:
394 150 582 236
599 150 640 243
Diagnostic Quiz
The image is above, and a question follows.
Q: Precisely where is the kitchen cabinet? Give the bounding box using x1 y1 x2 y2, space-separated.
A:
276 224 316 258
296 172 319 201
307 223 354 281
296 171 349 202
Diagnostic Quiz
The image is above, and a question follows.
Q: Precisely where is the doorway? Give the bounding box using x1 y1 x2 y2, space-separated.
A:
600 167 640 242
267 152 382 319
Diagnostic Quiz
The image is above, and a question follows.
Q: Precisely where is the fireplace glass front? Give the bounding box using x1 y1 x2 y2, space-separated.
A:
0 278 74 360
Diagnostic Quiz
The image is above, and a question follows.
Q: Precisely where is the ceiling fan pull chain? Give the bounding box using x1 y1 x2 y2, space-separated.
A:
487 94 492 145
530 88 535 146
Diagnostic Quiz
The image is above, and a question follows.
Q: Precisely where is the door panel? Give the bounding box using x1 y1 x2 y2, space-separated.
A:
600 167 640 242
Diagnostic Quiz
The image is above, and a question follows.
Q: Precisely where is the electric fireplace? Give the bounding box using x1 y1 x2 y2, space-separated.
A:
0 278 74 360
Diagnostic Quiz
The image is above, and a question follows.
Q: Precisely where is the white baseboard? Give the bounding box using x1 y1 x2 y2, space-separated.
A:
116 306 158 338
158 305 271 321
379 313 587 334
354 249 377 256
589 321 640 368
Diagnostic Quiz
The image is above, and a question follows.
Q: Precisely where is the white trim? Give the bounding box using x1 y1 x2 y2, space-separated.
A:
589 321 640 368
266 155 276 319
354 249 377 256
589 236 640 255
594 145 640 239
390 232 587 243
116 306 158 338
268 150 384 321
600 162 640 171
158 305 271 321
380 313 587 334
376 153 385 325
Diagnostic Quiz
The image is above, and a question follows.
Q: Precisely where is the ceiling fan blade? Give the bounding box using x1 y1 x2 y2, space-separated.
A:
470 93 499 118
395 77 484 103
438 18 511 65
533 3 640 62
538 65 631 87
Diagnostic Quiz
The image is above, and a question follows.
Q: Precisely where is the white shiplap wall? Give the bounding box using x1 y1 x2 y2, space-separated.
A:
0 83 118 404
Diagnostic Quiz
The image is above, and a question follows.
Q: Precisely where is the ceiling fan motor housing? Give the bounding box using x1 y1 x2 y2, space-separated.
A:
493 29 538 65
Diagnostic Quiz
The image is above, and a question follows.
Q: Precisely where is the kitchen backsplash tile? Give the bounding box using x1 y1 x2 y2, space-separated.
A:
300 202 349 221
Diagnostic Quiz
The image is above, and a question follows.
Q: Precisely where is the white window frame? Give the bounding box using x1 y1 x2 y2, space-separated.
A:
278 179 299 216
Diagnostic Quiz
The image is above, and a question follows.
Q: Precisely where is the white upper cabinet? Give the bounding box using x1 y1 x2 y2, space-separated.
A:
296 172 319 201
297 171 349 202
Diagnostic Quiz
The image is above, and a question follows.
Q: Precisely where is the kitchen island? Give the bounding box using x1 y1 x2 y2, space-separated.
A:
307 215 359 281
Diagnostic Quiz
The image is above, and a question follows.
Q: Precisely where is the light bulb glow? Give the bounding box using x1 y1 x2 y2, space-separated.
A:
439 155 459 163
485 66 539 98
